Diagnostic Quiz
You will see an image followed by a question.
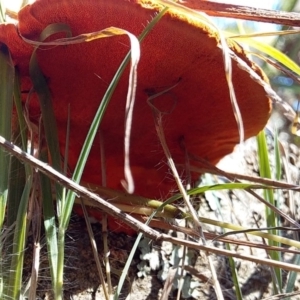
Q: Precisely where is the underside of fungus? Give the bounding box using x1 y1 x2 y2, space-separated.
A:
0 0 271 233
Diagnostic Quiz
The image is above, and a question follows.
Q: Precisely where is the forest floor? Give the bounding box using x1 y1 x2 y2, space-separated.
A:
24 136 300 300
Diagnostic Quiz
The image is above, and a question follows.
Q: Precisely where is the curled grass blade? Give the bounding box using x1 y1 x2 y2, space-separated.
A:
24 24 143 229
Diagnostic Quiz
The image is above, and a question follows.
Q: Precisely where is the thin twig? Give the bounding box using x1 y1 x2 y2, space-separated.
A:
188 157 300 228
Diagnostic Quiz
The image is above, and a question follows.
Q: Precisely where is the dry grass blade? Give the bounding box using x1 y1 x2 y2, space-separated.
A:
161 268 177 300
160 234 300 273
248 52 300 85
147 90 203 237
191 164 300 191
179 0 300 27
80 201 109 300
190 160 300 228
147 98 224 300
4 8 17 20
23 25 140 195
228 45 295 122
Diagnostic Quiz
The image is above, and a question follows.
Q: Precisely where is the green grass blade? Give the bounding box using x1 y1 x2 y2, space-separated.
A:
39 148 58 288
29 23 72 300
61 52 130 226
29 46 62 175
0 43 14 300
6 83 27 231
29 24 73 218
13 71 28 152
162 182 268 204
114 207 163 299
6 70 29 227
0 1 5 23
0 45 14 227
286 254 300 293
0 41 30 300
226 244 243 300
4 175 32 300
257 130 282 292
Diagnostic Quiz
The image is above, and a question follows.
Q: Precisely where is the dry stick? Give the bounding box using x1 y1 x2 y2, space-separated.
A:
3 136 300 273
0 135 160 238
189 158 300 229
181 0 300 27
160 233 300 273
191 166 299 191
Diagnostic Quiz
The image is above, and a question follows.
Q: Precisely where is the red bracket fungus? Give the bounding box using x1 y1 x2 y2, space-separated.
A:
1 0 271 234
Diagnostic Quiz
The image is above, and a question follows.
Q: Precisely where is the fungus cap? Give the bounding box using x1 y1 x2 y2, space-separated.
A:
1 0 271 231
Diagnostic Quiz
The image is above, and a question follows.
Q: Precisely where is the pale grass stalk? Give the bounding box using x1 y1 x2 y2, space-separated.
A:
80 199 109 300
28 189 42 300
160 234 300 273
161 268 177 300
176 243 186 300
148 107 224 299
277 140 296 220
102 214 113 299
28 242 40 300
99 131 113 296
177 165 191 300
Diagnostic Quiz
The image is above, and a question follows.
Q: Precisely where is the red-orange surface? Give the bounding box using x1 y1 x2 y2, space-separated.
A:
0 0 271 234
